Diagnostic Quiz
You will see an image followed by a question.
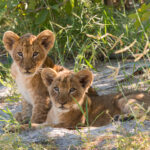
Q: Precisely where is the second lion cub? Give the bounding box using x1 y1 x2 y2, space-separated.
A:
22 68 150 129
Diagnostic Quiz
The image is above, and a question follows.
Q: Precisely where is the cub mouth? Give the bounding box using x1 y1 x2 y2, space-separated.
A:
59 105 67 110
23 71 33 75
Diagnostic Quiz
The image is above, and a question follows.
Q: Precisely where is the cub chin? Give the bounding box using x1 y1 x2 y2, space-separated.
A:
3 30 65 123
17 68 150 130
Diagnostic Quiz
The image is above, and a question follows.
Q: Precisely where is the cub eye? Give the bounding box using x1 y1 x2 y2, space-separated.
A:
33 52 39 58
54 87 59 92
17 52 23 57
69 88 76 93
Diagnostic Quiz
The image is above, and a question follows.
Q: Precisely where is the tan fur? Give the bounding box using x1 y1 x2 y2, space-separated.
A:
3 30 66 123
18 69 150 130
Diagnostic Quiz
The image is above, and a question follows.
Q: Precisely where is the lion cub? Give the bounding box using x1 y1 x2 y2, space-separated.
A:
3 30 65 123
25 68 150 129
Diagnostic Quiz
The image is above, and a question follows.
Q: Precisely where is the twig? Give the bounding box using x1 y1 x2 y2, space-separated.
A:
115 39 137 54
86 33 123 47
111 33 124 50
134 41 149 62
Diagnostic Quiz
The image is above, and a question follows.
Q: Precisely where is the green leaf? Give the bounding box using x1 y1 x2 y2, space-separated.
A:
71 0 75 8
0 0 7 9
64 0 73 14
140 3 147 12
85 98 89 126
128 13 137 20
83 57 97 71
140 3 150 12
28 1 36 9
58 29 64 35
134 20 141 29
72 96 85 116
35 9 48 25
74 0 78 7
147 27 150 35
51 4 60 12
141 11 150 22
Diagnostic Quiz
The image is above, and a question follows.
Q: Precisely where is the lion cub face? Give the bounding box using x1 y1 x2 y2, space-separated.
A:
41 69 93 111
3 30 55 75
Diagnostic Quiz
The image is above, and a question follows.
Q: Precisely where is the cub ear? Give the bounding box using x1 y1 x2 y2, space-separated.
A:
36 30 55 51
75 70 93 90
3 31 19 51
41 68 57 87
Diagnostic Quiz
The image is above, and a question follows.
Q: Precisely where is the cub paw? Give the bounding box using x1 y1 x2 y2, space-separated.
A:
114 114 134 122
15 112 30 124
15 112 23 123
7 124 30 133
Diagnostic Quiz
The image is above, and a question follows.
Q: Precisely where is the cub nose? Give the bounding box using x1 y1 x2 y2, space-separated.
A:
25 67 31 72
59 100 67 105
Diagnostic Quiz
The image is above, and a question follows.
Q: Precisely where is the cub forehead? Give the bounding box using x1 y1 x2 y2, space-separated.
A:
14 34 37 53
57 71 73 77
56 71 74 81
18 34 36 46
53 71 79 86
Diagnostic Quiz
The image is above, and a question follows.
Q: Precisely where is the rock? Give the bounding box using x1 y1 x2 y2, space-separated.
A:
0 86 10 98
2 116 150 149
